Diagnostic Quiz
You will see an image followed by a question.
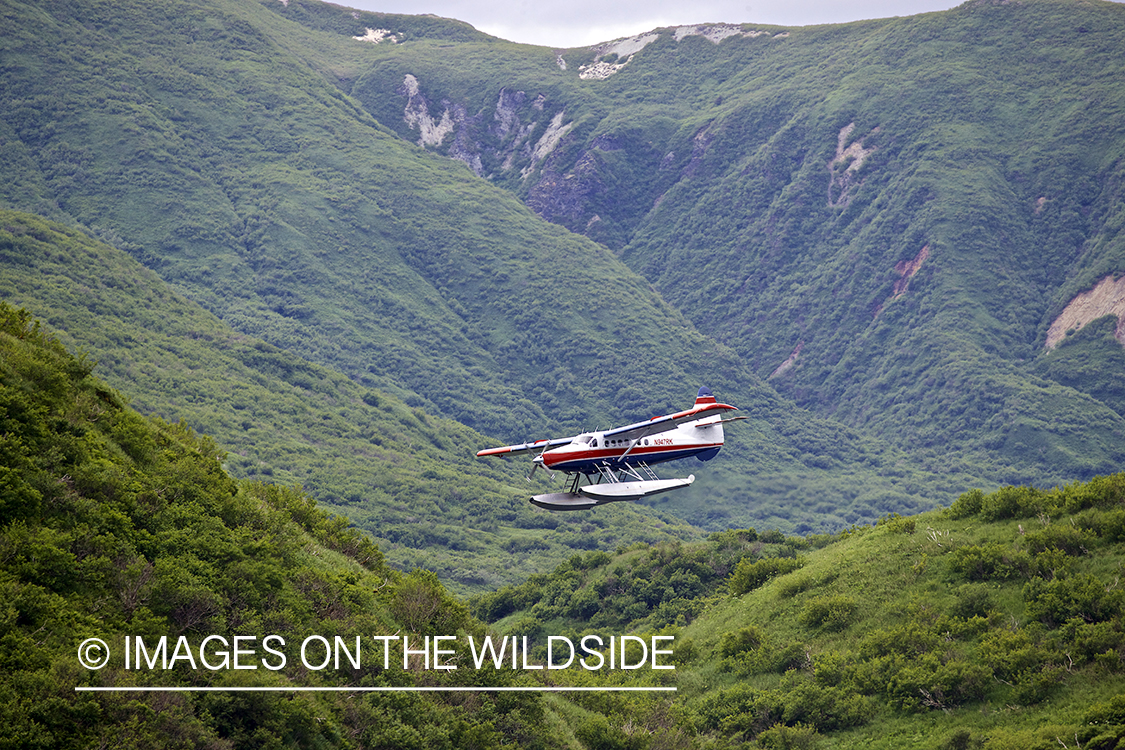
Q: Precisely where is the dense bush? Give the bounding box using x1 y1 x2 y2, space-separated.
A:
0 302 546 748
729 556 806 596
799 596 857 632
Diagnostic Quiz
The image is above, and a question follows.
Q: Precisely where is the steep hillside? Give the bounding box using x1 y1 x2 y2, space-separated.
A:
0 300 555 748
0 0 753 441
331 0 1125 486
472 476 1125 749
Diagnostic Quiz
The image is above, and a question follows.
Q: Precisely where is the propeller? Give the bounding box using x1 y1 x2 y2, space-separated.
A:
525 452 554 482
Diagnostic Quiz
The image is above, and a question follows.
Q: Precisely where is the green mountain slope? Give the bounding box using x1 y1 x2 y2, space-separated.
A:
330 0 1125 486
0 0 750 441
0 210 709 590
0 300 557 748
472 475 1125 749
0 0 975 535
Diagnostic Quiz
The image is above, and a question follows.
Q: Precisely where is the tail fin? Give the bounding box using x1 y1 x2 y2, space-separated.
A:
694 386 717 407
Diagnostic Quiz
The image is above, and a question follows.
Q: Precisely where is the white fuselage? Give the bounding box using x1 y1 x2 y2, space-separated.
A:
539 418 724 474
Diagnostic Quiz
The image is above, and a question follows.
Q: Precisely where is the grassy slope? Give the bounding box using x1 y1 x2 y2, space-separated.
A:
5 284 1123 748
613 0 1125 484
5 245 1123 748
0 210 704 591
473 477 1125 749
0 0 752 441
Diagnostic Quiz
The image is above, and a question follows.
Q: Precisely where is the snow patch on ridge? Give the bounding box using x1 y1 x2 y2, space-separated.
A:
578 33 660 80
673 24 771 43
354 28 399 44
1046 275 1125 349
574 26 785 80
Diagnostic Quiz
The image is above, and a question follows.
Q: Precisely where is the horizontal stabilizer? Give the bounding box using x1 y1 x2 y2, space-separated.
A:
696 415 750 428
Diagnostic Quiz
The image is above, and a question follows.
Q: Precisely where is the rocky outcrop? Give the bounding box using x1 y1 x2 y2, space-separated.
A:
673 24 772 43
526 151 604 227
521 111 576 178
892 245 930 298
392 27 793 242
829 123 878 207
872 245 930 318
400 74 455 148
578 33 660 80
398 76 573 179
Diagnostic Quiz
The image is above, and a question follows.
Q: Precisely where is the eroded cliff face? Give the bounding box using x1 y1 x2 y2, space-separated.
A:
387 23 794 247
395 74 573 181
1047 276 1125 349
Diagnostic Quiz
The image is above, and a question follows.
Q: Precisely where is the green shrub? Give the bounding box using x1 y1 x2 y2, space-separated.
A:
720 625 765 657
574 714 644 750
1023 523 1094 556
729 556 805 595
1059 474 1125 514
947 488 984 519
1024 574 1125 627
777 575 817 598
1081 508 1125 542
756 722 821 749
951 584 994 619
980 485 1045 521
877 513 916 534
799 596 857 631
949 543 1036 581
936 729 982 750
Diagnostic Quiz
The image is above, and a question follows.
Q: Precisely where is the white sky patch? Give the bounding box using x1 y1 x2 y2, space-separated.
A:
478 18 682 48
341 0 973 48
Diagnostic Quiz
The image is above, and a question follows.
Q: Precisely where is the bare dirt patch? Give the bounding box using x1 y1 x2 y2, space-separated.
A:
1046 275 1125 349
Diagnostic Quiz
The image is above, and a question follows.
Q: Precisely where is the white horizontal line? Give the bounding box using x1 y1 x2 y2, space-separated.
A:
76 686 676 693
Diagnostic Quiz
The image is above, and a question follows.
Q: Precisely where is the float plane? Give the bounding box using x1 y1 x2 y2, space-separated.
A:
476 386 744 511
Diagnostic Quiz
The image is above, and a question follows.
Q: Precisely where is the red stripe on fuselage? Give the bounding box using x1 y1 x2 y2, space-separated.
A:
541 442 722 472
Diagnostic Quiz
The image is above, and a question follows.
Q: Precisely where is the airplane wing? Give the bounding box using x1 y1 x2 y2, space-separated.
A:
476 435 576 458
601 400 738 442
